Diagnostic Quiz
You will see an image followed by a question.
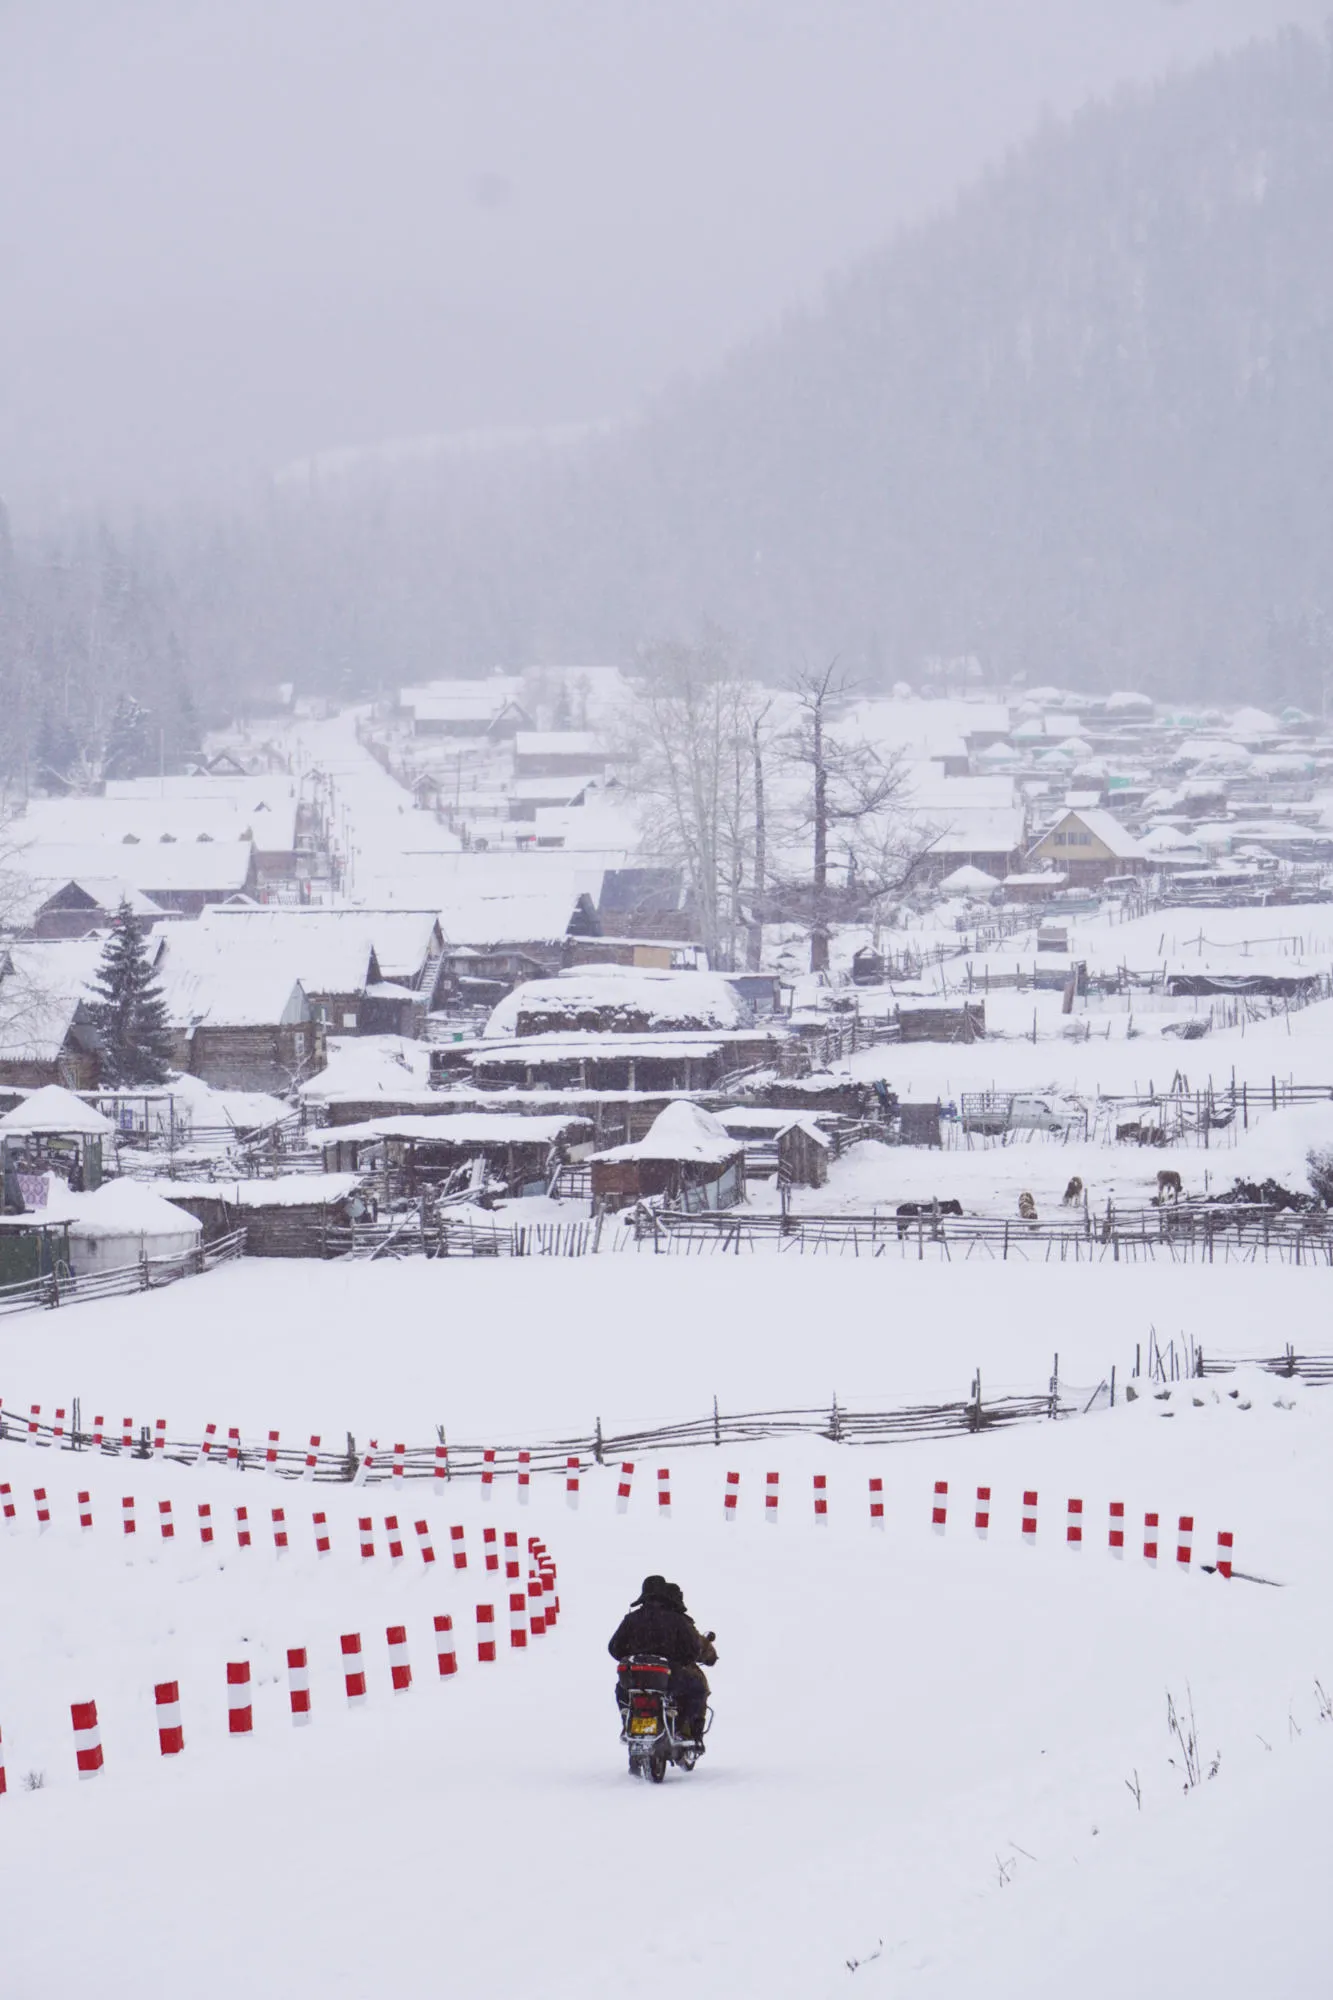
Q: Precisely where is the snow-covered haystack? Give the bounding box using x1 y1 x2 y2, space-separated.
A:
65 1179 202 1276
598 1098 740 1165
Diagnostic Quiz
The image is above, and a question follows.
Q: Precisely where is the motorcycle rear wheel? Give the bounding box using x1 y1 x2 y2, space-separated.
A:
649 1746 668 1783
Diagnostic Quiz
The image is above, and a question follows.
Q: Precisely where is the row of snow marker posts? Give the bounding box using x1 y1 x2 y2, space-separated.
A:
925 1482 1231 1572
51 1537 559 1783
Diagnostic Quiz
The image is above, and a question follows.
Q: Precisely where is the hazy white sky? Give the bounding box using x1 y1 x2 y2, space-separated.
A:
0 0 1323 506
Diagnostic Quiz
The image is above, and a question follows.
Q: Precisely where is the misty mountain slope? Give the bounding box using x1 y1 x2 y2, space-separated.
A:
547 26 1333 694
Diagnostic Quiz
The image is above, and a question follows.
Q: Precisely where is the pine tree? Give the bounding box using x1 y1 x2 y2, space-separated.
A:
89 901 175 1086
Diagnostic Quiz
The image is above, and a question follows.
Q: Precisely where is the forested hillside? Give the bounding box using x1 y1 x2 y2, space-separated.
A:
2 22 1330 771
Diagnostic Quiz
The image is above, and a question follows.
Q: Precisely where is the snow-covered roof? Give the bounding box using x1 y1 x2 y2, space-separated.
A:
14 840 256 896
593 1099 742 1166
0 939 105 1063
161 1173 363 1207
154 928 308 1029
939 865 1000 891
0 1084 114 1137
927 810 1026 857
486 967 743 1038
322 1113 592 1147
467 1030 776 1065
298 1034 432 1103
197 905 440 989
64 1178 202 1238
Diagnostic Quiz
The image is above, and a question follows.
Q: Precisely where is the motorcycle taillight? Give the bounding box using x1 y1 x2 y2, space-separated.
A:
630 1694 658 1715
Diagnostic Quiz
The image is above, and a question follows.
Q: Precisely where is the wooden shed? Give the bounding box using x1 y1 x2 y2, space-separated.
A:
590 1101 745 1213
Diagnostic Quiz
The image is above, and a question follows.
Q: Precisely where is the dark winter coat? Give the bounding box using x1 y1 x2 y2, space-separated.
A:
607 1599 703 1667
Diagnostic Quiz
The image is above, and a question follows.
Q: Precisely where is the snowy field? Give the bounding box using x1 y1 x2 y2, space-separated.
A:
1 1257 1330 1998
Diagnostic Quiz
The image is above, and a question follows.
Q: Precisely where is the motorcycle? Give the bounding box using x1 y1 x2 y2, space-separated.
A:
617 1654 711 1782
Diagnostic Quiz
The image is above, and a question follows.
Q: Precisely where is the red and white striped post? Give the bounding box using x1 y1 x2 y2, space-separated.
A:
616 1462 633 1514
868 1476 884 1528
235 1506 252 1549
265 1430 280 1472
27 1405 40 1446
974 1487 990 1540
122 1418 134 1453
724 1471 739 1521
122 1495 136 1538
1067 1498 1083 1549
509 1591 528 1650
199 1422 217 1464
476 1604 497 1664
813 1474 828 1524
71 1700 103 1778
78 1490 93 1532
528 1573 546 1637
198 1503 214 1545
385 1516 404 1565
1144 1512 1159 1566
565 1456 581 1510
0 1485 13 1530
483 1527 498 1572
154 1419 166 1459
451 1524 467 1571
287 1648 311 1725
313 1512 330 1556
481 1449 496 1501
434 1614 458 1678
1021 1491 1038 1546
226 1662 252 1736
341 1634 367 1707
1109 1502 1125 1557
765 1472 780 1524
33 1488 50 1532
1216 1531 1233 1579
226 1428 240 1469
931 1481 948 1534
0 1724 6 1795
303 1436 321 1480
1176 1516 1194 1568
53 1409 65 1447
158 1499 175 1542
415 1519 436 1566
155 1680 184 1756
272 1508 289 1555
392 1443 405 1482
518 1450 531 1505
387 1624 413 1692
504 1530 519 1581
358 1517 375 1562
657 1467 672 1521
433 1443 448 1485
92 1417 104 1450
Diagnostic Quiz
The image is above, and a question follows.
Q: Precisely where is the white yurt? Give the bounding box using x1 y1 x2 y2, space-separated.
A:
65 1179 203 1277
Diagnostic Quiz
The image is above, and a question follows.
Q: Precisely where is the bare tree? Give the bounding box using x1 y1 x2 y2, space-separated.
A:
611 634 756 967
773 664 932 971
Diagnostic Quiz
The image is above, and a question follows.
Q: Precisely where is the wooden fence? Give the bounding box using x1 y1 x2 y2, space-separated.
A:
626 1203 1333 1264
0 1379 1088 1481
0 1228 247 1319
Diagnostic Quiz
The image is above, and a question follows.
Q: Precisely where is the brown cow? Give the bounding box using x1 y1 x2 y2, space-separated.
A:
1156 1169 1183 1202
1018 1190 1037 1220
1061 1176 1084 1206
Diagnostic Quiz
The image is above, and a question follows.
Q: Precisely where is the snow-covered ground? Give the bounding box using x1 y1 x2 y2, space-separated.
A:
0 1257 1329 1996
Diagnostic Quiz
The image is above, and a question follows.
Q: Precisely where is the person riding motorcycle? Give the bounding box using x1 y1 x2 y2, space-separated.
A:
608 1575 717 1747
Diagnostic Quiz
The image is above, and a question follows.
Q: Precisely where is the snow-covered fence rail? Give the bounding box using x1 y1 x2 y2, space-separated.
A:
629 1205 1333 1264
0 1382 1081 1481
0 1229 247 1320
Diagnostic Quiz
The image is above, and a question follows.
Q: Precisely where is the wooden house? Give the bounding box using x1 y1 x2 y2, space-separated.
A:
0 939 107 1091
590 1101 744 1212
1025 809 1149 887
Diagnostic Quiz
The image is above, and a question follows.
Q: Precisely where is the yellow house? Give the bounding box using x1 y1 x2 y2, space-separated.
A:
1025 809 1148 886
